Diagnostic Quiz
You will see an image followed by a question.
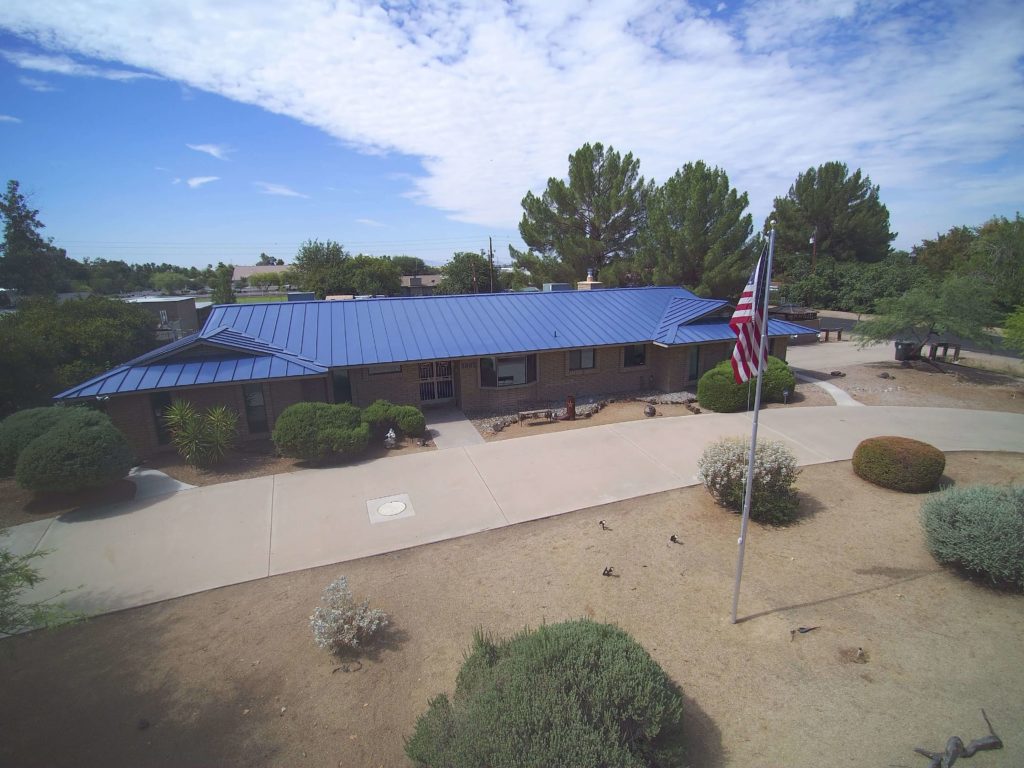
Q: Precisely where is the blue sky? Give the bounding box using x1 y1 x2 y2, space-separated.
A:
1 1 1022 269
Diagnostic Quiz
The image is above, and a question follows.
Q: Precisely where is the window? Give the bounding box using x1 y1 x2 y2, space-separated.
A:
568 349 595 371
369 363 402 375
243 383 269 434
623 344 647 367
480 355 537 387
150 391 172 445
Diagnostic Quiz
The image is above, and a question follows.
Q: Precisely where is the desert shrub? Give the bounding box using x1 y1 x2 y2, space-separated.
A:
310 576 389 654
697 437 800 524
696 356 796 413
393 405 426 437
0 407 73 476
406 619 684 768
361 399 399 438
921 485 1024 590
15 412 134 493
162 400 238 468
852 436 945 493
273 402 368 462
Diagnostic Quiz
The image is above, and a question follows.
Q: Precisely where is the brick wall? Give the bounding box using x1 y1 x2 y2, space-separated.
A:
348 365 423 407
104 375 329 459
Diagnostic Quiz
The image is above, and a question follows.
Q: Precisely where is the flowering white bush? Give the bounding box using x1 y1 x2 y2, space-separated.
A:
310 576 389 654
697 438 799 524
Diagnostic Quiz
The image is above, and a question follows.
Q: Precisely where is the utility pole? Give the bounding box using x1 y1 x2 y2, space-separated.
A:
488 236 494 293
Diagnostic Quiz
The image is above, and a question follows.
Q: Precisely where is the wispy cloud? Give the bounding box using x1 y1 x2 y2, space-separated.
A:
186 176 219 188
1 50 159 81
254 181 308 198
18 76 57 92
0 1 1021 247
186 143 232 161
355 217 384 227
0 115 22 123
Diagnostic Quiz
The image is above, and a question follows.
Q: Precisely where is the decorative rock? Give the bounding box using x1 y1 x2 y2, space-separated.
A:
644 404 656 417
830 370 846 377
878 372 893 379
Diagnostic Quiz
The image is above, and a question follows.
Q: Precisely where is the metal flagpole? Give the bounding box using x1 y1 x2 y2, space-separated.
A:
730 223 777 625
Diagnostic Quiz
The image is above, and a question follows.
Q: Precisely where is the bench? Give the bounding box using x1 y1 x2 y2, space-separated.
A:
819 327 843 342
518 408 555 423
927 342 961 362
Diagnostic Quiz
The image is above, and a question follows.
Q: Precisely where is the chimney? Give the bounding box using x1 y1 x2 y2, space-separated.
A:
577 268 603 291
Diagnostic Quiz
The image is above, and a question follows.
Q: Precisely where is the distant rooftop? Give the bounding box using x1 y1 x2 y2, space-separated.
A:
233 265 290 281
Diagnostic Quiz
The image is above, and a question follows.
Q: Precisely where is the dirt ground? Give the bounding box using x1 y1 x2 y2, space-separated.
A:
818 359 1024 412
2 452 1022 768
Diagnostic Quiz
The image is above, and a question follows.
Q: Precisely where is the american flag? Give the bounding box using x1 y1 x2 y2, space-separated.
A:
729 242 770 384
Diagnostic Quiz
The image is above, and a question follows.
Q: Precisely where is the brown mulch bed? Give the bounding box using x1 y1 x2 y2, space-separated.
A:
0 477 137 530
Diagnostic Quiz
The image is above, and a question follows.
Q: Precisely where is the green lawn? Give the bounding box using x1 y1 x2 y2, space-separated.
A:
235 294 288 303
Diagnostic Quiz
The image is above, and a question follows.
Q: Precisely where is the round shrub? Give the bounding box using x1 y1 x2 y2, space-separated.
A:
272 402 369 462
696 356 796 413
852 436 945 493
15 413 134 493
361 399 399 438
406 619 684 768
393 405 426 437
697 437 800 524
921 485 1024 589
0 407 70 476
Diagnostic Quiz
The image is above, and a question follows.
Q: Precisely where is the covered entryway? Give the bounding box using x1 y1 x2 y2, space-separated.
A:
418 360 454 403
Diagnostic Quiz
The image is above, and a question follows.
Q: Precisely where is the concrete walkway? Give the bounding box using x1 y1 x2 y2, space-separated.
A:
425 405 486 449
794 371 863 406
9 406 1024 620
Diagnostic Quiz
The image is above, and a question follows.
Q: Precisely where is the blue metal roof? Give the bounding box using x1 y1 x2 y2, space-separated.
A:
203 287 699 367
665 318 819 345
55 287 818 400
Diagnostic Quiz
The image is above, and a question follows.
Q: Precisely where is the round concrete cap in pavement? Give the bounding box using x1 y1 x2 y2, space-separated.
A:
376 500 407 517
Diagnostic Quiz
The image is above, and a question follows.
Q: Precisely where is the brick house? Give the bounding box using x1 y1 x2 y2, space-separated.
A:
55 286 815 457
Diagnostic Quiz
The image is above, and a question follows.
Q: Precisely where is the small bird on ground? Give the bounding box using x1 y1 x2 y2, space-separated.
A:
599 520 610 531
602 566 615 577
670 535 681 544
789 626 821 641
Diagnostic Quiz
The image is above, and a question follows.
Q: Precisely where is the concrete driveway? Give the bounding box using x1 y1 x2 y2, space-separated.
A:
9 405 1024 619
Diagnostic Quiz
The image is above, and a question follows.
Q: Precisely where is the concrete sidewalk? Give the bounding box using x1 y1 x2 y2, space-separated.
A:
11 406 1024 619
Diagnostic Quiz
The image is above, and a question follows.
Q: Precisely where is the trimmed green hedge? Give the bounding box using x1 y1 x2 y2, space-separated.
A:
272 402 369 462
697 356 796 413
852 436 945 493
15 410 134 493
394 405 426 437
361 399 399 439
406 620 684 767
0 407 70 476
921 485 1024 590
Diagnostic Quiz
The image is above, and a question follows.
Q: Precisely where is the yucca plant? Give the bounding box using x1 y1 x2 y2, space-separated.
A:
163 400 237 468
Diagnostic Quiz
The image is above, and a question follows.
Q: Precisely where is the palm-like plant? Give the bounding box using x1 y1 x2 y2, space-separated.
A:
163 400 237 468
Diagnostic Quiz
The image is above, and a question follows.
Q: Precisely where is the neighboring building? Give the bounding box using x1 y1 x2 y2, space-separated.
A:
55 286 816 457
768 304 819 344
400 274 442 296
123 296 200 341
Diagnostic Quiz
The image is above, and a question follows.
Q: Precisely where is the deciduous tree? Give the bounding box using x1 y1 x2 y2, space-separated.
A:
854 275 1000 352
435 251 499 295
151 270 188 294
292 240 350 298
0 180 79 294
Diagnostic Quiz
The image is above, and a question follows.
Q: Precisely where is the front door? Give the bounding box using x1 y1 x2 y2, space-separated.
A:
418 360 454 403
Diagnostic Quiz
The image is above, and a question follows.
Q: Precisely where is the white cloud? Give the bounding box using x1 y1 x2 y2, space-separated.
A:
1 50 159 81
254 181 308 198
0 1 1021 247
186 176 218 188
18 75 57 92
186 143 232 160
355 218 384 227
0 114 22 123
